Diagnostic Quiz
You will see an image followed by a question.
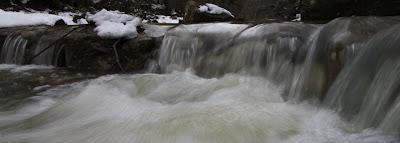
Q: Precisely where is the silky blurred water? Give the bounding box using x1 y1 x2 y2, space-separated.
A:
0 67 398 143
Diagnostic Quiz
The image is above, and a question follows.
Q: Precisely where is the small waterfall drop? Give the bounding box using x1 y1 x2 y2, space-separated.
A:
0 27 76 66
159 23 318 86
159 23 249 73
31 38 65 66
0 34 28 64
289 17 400 101
324 23 400 133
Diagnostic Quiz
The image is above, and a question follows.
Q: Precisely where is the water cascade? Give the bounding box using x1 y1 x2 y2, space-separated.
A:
324 23 400 133
159 23 318 87
159 23 250 74
0 34 28 64
289 17 400 101
31 38 65 66
0 17 400 143
0 28 73 66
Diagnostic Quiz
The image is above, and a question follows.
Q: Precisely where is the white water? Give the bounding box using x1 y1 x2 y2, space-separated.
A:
0 70 398 143
1 19 400 143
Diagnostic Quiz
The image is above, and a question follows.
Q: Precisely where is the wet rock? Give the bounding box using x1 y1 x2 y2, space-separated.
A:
120 35 159 72
54 19 67 26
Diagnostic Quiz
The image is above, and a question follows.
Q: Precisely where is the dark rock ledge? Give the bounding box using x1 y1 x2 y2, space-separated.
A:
0 25 167 73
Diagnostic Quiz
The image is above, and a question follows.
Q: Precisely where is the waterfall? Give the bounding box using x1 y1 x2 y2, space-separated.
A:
0 33 63 66
381 96 400 134
288 16 400 101
159 23 318 85
1 17 400 143
31 38 65 66
0 34 28 64
158 19 400 135
324 23 400 133
159 23 250 74
0 28 73 66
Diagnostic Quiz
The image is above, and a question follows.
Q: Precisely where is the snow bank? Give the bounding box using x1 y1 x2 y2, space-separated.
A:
0 10 84 28
88 9 142 38
198 3 234 17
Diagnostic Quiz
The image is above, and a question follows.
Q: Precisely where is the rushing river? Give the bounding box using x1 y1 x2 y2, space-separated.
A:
0 67 398 143
1 17 400 143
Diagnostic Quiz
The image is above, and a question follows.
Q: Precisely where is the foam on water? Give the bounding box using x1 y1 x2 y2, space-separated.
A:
0 71 397 143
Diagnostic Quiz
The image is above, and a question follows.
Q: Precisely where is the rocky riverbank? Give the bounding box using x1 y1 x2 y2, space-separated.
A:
1 0 399 23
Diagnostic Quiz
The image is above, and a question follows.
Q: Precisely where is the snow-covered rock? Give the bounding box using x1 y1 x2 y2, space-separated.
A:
198 3 234 18
155 15 182 24
0 10 84 28
87 9 136 25
88 9 142 38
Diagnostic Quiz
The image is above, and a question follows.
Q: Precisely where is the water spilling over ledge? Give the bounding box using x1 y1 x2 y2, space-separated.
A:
0 16 400 142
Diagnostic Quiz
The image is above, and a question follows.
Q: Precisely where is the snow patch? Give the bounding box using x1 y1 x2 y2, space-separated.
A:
88 9 142 38
0 10 85 28
155 15 182 24
198 3 234 17
77 18 89 25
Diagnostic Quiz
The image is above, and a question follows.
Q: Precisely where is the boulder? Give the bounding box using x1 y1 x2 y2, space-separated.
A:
61 27 160 73
54 19 67 26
